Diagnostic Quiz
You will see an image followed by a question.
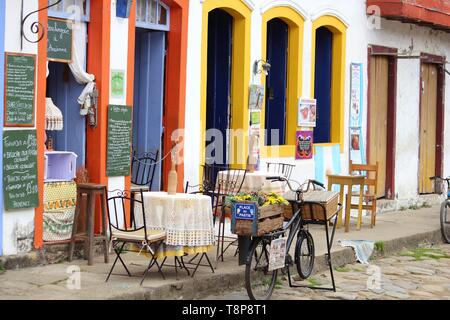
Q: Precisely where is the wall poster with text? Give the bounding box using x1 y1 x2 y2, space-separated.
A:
296 130 313 160
349 63 366 165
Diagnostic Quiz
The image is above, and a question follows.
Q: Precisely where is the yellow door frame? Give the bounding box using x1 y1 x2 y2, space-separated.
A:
310 15 347 153
200 0 252 173
260 6 305 159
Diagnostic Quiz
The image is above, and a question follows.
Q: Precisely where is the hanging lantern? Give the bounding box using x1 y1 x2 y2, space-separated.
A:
116 0 133 18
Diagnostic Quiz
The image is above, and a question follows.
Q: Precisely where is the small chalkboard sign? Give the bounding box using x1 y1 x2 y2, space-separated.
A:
3 130 39 210
47 18 73 63
4 53 36 127
106 105 133 177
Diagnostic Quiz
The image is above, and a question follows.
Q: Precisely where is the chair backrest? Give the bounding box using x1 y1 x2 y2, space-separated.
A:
131 150 159 188
267 162 295 179
349 160 379 195
106 189 148 238
215 168 247 196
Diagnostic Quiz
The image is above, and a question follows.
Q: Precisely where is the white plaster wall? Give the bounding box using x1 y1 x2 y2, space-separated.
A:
2 0 39 255
107 0 130 227
183 0 450 201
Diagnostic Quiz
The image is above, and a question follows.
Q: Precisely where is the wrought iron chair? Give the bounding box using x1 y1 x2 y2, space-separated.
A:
130 150 159 226
213 167 247 267
182 164 219 276
105 189 166 285
266 162 295 179
131 150 159 192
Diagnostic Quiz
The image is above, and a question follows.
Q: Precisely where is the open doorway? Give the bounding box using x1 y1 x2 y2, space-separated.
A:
132 29 166 191
205 9 233 176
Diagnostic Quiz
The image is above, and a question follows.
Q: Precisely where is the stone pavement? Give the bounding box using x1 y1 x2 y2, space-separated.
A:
0 205 444 300
203 244 450 300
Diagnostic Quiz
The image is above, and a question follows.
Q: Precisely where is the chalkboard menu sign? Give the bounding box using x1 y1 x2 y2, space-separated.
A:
3 130 39 210
106 105 133 177
47 18 73 63
4 53 36 127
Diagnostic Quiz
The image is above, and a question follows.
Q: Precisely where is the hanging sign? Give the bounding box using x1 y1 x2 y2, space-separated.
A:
4 53 36 127
297 98 317 127
106 105 133 177
349 63 366 165
47 18 73 63
3 130 39 210
296 131 313 160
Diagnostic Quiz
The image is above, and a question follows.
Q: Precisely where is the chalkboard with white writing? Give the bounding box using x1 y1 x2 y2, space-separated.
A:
106 105 133 177
3 130 39 210
47 18 73 63
4 53 36 127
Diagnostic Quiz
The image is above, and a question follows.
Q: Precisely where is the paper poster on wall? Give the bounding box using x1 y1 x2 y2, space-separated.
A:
298 98 316 127
296 131 313 160
111 69 125 99
349 63 366 165
249 84 265 110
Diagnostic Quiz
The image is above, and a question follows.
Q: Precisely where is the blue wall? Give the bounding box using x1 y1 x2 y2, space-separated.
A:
0 0 6 256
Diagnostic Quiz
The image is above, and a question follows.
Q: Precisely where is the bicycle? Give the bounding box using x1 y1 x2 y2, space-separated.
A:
430 176 450 243
244 177 343 300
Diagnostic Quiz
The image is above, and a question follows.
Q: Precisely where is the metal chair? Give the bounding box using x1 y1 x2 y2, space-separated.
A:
105 189 166 285
131 150 159 192
213 167 247 267
266 162 295 179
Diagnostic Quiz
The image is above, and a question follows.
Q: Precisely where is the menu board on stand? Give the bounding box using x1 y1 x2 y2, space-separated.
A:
3 130 39 210
4 53 36 127
106 105 133 177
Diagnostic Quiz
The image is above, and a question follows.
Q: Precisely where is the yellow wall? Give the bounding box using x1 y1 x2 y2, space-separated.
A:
260 6 305 158
311 15 347 153
200 0 252 170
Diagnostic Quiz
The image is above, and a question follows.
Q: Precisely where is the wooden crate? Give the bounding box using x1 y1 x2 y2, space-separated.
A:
231 201 284 237
301 191 339 221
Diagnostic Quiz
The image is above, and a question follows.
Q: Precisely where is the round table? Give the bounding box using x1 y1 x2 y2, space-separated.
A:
217 170 284 194
134 192 215 257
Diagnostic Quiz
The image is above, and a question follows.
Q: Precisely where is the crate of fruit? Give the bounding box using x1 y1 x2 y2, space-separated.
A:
227 193 288 237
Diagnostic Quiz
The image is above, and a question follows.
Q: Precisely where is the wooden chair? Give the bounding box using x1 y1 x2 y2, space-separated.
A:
347 161 379 228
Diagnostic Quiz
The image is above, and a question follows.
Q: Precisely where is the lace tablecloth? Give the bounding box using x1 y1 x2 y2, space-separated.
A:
134 192 215 249
217 170 284 194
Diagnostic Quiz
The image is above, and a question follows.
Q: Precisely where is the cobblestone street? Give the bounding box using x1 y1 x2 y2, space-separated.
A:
203 244 450 300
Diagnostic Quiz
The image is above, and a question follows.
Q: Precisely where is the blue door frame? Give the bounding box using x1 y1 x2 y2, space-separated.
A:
314 27 333 144
46 62 87 168
206 9 232 172
0 0 5 256
265 18 288 146
132 29 165 190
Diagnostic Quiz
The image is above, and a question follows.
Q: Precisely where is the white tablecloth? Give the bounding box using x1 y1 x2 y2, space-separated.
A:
217 170 284 194
134 192 215 248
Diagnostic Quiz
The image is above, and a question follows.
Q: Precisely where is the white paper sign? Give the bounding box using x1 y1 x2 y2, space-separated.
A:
268 237 287 271
298 98 317 127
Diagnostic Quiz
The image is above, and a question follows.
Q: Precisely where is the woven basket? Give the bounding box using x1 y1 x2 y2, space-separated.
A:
301 190 339 221
232 201 284 237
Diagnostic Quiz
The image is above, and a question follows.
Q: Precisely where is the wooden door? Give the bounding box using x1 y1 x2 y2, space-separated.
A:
419 63 438 194
369 56 388 198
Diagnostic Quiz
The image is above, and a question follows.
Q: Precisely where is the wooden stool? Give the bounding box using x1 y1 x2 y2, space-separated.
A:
68 183 109 265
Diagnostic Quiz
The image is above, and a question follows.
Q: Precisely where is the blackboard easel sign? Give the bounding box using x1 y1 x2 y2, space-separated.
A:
4 52 36 127
3 130 39 210
47 18 73 63
106 105 133 177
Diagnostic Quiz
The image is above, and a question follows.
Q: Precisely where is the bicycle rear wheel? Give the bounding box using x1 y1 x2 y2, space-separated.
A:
245 237 278 300
294 230 315 279
440 201 450 243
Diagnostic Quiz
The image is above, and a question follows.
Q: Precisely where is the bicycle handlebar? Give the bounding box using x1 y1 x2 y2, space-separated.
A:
266 176 325 194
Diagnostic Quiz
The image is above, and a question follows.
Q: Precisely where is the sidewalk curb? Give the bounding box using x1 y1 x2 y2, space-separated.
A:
106 228 443 300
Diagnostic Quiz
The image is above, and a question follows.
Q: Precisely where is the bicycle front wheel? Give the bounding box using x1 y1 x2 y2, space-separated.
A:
295 230 315 279
440 201 450 243
245 237 278 300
